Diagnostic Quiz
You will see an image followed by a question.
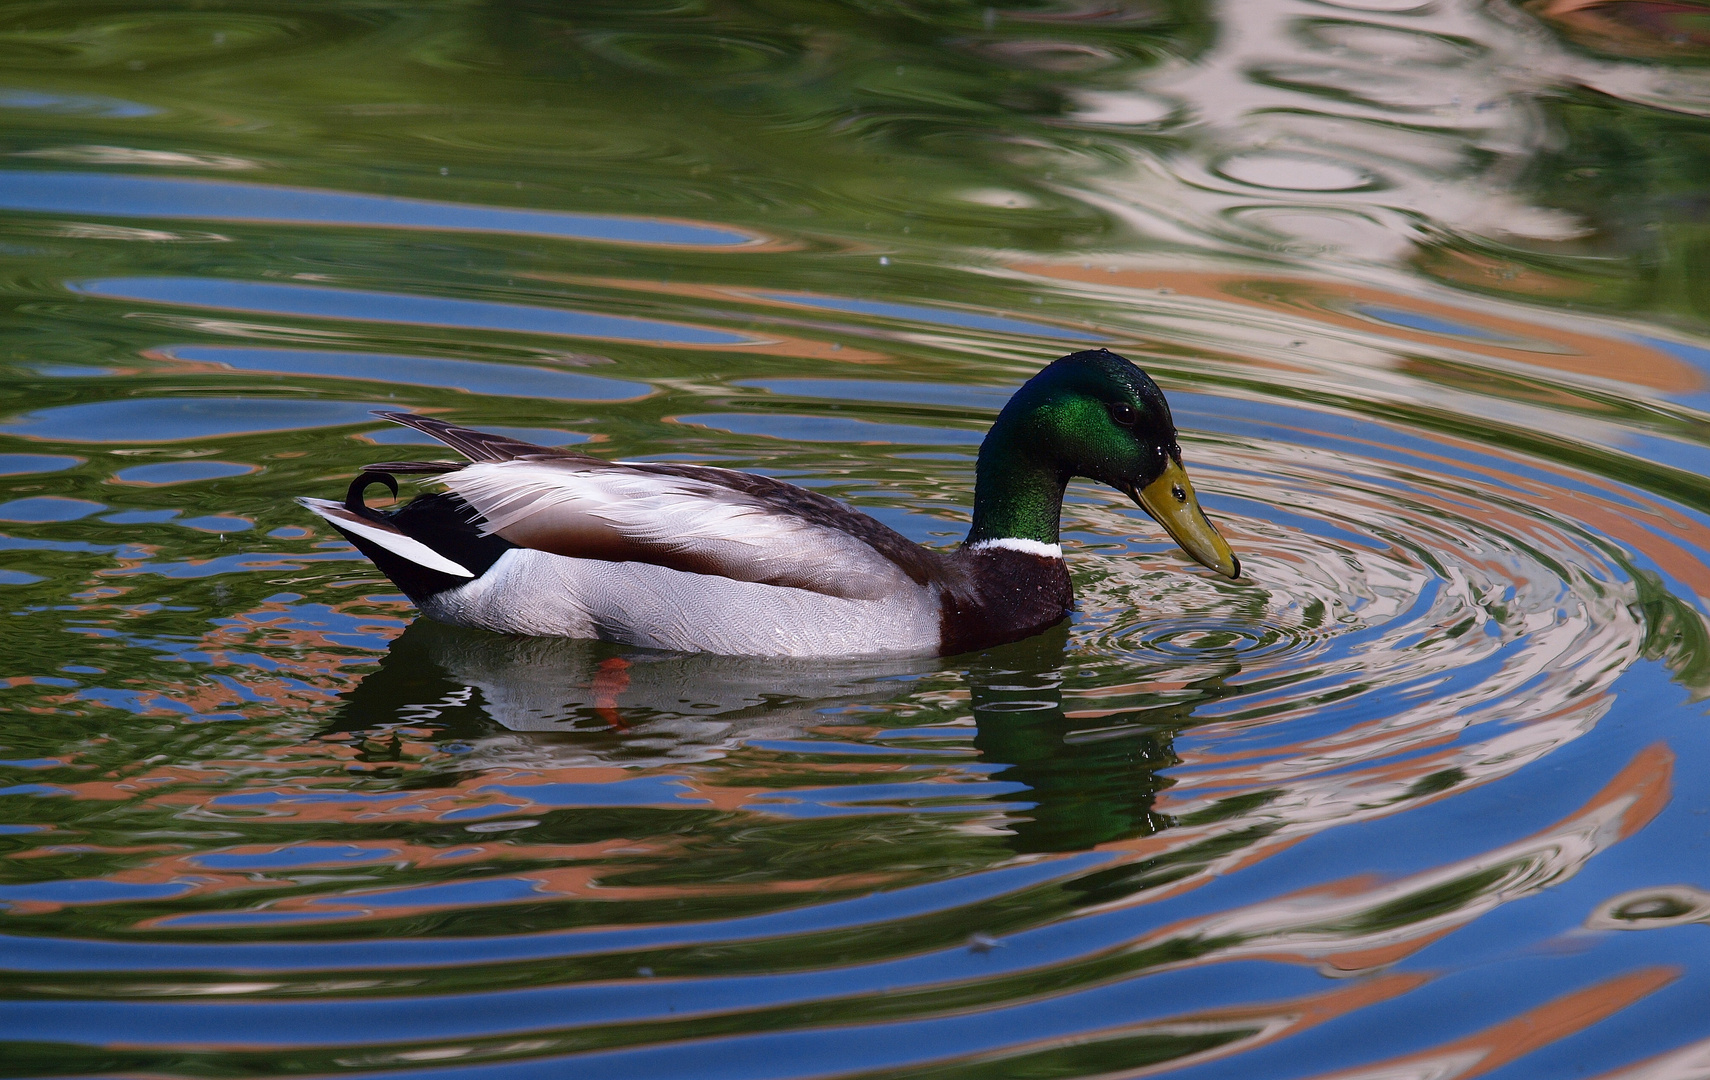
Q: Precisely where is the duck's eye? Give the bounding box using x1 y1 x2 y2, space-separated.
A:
1110 403 1137 426
1172 484 1186 503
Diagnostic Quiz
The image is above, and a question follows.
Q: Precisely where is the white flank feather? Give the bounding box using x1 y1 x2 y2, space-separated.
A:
424 548 941 656
298 498 474 578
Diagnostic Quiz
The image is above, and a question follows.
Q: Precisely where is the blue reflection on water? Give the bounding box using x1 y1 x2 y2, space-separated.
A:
101 509 180 524
0 171 756 245
112 461 253 485
0 453 80 476
1353 303 1518 341
0 855 1108 971
756 292 1094 340
0 91 157 118
0 954 1312 1064
1633 334 1710 413
0 880 193 907
0 497 105 522
105 550 358 579
738 378 1015 409
191 845 402 870
73 277 753 345
1 398 384 442
0 784 72 798
179 515 252 533
678 413 984 445
457 777 706 816
165 346 649 401
74 687 241 721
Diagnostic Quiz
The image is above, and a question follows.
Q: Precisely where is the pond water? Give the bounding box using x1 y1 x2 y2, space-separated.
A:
5 1 1710 1076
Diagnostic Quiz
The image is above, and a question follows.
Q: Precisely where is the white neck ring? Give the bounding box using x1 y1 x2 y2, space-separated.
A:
969 537 1063 559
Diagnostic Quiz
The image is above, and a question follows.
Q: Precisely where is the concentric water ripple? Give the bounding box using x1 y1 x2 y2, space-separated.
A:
1063 407 1660 875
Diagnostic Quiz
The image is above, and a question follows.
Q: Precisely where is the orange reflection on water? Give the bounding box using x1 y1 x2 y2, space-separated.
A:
1060 745 1671 977
1528 0 1710 60
1012 263 1703 395
1305 968 1679 1080
74 593 404 725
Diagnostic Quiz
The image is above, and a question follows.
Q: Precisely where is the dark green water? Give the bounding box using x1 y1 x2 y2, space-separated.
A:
6 1 1710 1076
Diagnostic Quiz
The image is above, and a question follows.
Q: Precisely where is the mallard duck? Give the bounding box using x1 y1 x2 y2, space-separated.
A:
299 348 1239 657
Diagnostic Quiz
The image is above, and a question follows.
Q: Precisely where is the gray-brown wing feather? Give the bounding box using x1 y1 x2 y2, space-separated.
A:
620 462 944 587
367 412 943 602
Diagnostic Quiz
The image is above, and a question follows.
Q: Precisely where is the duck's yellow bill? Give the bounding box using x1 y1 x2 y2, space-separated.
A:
1131 459 1241 580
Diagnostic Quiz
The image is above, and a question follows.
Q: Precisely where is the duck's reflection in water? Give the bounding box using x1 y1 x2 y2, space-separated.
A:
966 633 1239 854
329 618 936 766
328 619 1222 854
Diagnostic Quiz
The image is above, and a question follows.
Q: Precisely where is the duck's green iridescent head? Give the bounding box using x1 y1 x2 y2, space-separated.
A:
969 348 1239 579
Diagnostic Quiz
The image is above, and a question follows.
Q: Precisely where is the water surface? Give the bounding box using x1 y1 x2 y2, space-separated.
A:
5 1 1710 1077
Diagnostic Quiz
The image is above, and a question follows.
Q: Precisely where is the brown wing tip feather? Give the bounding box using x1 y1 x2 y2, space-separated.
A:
370 411 572 464
364 460 463 474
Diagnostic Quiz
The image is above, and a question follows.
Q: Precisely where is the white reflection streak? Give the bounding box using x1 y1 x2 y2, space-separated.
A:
1322 1052 1485 1080
1113 745 1667 971
123 313 355 341
1063 0 1710 265
1594 1034 1710 1080
51 222 231 243
14 145 261 170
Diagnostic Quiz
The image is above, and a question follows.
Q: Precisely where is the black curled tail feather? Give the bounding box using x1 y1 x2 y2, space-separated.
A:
346 470 401 515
